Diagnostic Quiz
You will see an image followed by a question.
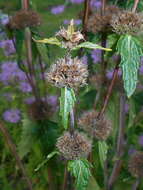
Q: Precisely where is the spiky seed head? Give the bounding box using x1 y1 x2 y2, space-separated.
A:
10 10 41 29
46 57 88 89
56 131 92 160
56 20 84 49
28 100 52 121
87 6 120 34
78 110 112 140
128 151 143 178
111 11 142 35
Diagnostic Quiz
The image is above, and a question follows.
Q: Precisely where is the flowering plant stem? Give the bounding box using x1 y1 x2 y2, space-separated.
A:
108 94 126 189
0 122 33 190
132 0 140 13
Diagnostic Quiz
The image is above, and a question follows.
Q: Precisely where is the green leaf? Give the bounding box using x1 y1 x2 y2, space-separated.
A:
98 141 108 169
59 87 76 129
68 159 92 190
18 115 39 158
73 41 112 51
34 151 59 172
117 35 143 97
33 37 61 46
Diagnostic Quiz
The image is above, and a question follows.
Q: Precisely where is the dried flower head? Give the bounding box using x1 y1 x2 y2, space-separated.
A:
10 10 41 29
56 20 84 49
128 151 143 178
56 131 92 160
111 11 142 35
78 110 112 140
46 57 88 89
87 6 120 33
28 100 52 121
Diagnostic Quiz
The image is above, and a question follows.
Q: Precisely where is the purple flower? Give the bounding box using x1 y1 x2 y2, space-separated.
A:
3 109 21 123
0 40 15 56
138 135 143 146
70 0 84 4
125 103 129 113
24 97 36 104
91 49 101 64
0 61 26 84
106 69 122 80
139 65 143 74
128 147 136 155
63 19 82 25
90 0 102 9
47 95 58 107
0 15 9 25
19 81 32 93
81 55 88 65
51 5 65 15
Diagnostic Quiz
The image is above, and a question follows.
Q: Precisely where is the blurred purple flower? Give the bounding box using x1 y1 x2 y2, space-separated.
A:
70 0 84 3
125 103 129 113
63 19 82 25
51 5 65 15
47 95 58 107
82 55 88 65
128 147 136 155
90 0 102 9
19 81 32 93
139 65 143 74
106 69 122 80
138 135 143 146
24 97 36 104
0 40 15 56
0 15 9 25
0 61 26 84
3 109 21 123
91 49 101 64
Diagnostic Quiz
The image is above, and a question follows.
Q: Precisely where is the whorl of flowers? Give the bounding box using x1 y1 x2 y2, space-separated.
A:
78 110 112 140
10 9 41 29
87 6 120 33
128 151 143 178
56 131 92 160
56 19 84 49
111 11 142 35
46 57 88 89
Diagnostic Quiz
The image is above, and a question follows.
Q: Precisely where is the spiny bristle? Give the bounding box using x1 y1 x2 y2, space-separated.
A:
78 110 112 140
56 131 92 160
10 9 41 29
128 151 143 178
87 6 120 34
46 57 88 89
111 11 142 35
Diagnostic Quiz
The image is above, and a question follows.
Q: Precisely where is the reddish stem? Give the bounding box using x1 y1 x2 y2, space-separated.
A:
22 0 29 10
132 0 140 13
98 63 119 118
82 0 91 35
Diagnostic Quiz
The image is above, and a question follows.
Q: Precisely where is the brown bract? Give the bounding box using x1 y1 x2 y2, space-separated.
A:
56 28 84 49
111 11 142 35
10 9 41 29
78 110 112 140
128 151 143 178
56 131 92 160
87 6 120 34
46 57 88 89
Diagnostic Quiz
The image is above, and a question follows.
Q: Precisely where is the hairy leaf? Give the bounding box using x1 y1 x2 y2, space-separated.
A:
68 159 92 190
73 41 112 51
98 141 108 169
117 35 142 97
59 87 76 129
33 37 61 46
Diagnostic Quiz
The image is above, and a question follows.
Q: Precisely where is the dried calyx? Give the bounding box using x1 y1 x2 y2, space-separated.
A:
56 131 92 160
46 56 88 89
128 151 143 178
10 9 41 29
78 110 112 140
87 6 120 34
56 19 84 49
111 11 143 35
